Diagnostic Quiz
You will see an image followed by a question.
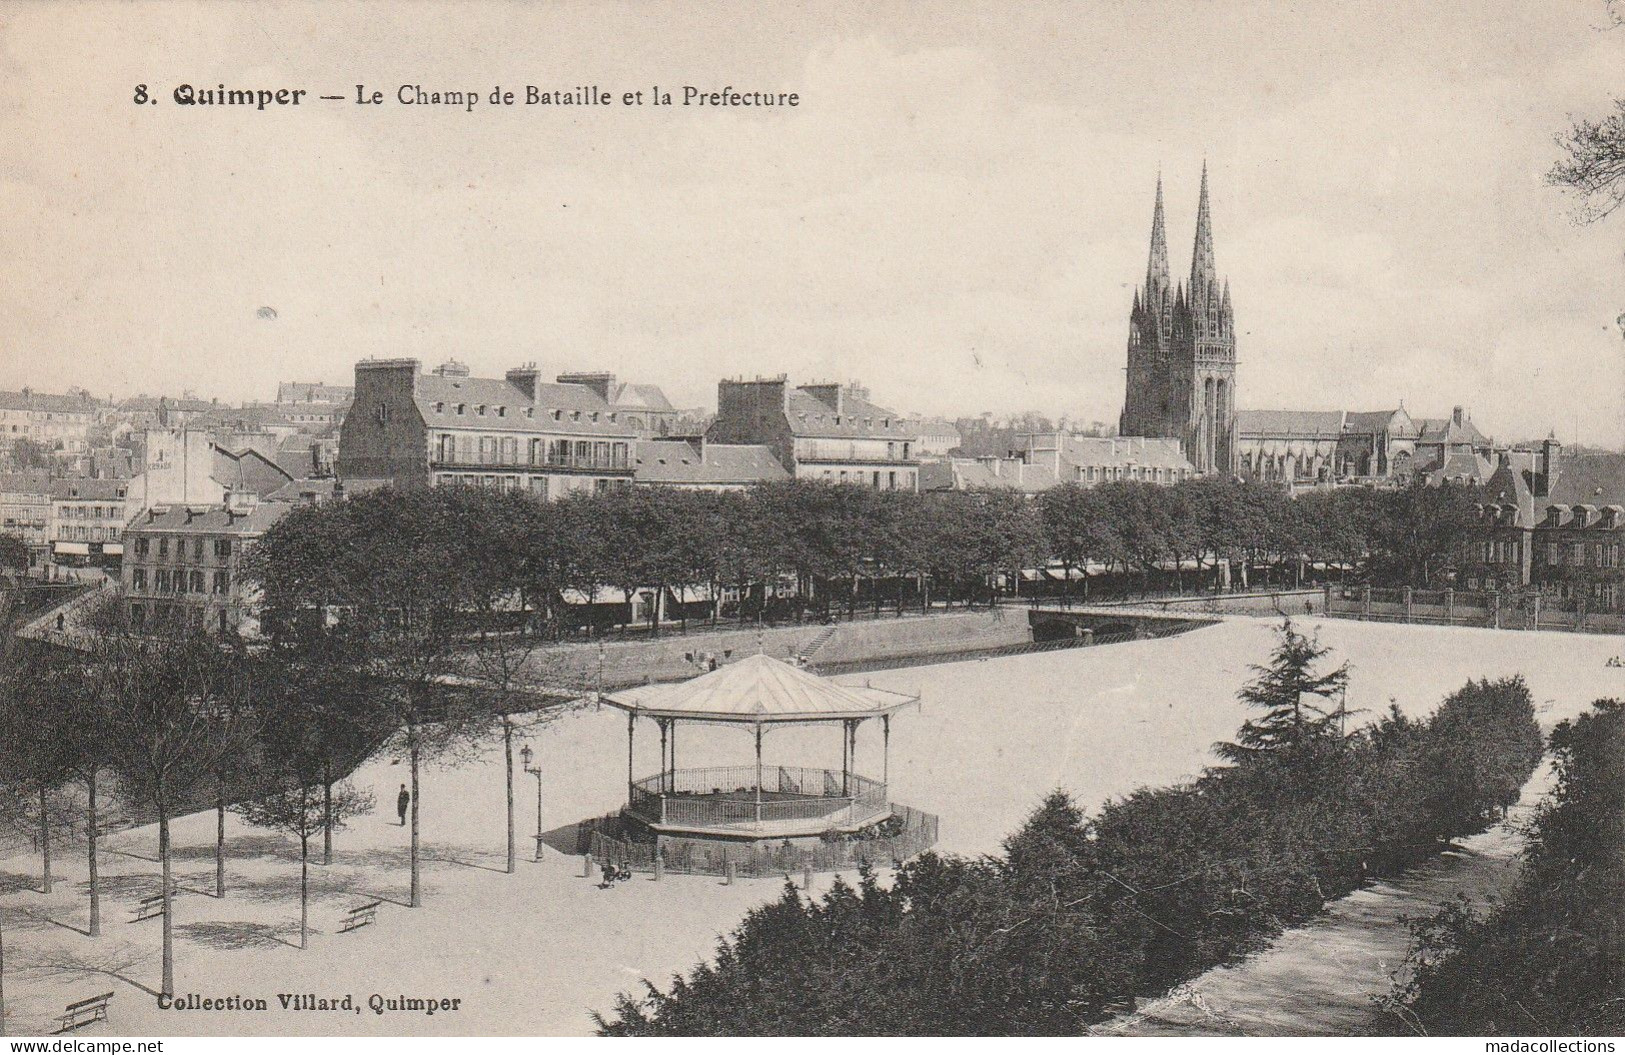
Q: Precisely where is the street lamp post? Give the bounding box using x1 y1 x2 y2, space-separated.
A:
520 744 543 862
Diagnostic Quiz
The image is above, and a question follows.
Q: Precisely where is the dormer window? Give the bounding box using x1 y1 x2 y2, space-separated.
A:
572 411 581 421
477 405 487 416
497 406 506 418
591 412 599 422
434 402 444 414
456 403 466 415
552 409 562 421
524 408 533 418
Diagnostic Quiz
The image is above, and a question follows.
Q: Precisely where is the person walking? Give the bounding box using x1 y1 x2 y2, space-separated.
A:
396 783 410 827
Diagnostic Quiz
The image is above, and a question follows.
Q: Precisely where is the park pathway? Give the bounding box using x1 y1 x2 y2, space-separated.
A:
1095 760 1554 1037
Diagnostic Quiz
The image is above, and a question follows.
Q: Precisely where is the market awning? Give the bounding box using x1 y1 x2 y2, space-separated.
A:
53 541 89 556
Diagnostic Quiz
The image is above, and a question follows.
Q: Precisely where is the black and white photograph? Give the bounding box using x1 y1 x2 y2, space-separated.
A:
0 0 1621 1045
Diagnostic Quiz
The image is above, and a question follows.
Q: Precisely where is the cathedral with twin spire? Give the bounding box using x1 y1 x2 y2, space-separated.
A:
1119 165 1239 475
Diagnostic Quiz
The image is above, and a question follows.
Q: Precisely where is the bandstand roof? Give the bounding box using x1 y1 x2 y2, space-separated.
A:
602 653 918 724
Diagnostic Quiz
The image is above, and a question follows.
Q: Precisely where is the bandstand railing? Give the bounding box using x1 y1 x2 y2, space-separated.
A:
627 765 889 832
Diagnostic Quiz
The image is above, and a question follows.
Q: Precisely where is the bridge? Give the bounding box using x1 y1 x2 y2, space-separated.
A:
1027 607 1221 644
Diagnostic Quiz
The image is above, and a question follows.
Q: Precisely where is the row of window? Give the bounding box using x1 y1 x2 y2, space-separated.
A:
1080 465 1193 484
432 401 637 427
130 567 231 595
433 434 632 471
55 504 123 519
131 535 233 560
434 473 632 496
1473 540 1524 564
1542 540 1622 568
813 469 916 490
55 525 121 542
797 440 913 461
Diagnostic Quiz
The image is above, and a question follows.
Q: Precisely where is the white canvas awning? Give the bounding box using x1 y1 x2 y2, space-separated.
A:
53 541 89 556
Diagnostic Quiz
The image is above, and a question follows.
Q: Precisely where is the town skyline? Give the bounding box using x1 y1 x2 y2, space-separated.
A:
3 1 1623 443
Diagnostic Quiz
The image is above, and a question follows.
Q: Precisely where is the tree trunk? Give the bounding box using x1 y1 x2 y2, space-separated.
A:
159 805 174 998
38 783 50 894
409 734 422 908
504 718 516 875
215 781 226 898
87 770 100 938
322 776 333 866
299 835 310 950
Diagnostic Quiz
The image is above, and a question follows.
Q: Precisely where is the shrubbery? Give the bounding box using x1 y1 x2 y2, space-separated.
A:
1385 698 1624 1035
595 630 1543 1036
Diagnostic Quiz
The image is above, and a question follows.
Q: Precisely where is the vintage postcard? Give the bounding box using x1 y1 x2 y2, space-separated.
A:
0 0 1621 1047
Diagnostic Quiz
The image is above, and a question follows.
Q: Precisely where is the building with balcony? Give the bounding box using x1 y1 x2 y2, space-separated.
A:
707 378 919 490
336 359 641 496
49 478 130 571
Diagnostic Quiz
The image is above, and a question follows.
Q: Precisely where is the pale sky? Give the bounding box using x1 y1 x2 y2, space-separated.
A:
2 0 1623 444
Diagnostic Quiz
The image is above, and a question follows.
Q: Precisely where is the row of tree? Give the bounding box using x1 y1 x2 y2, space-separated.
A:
0 584 576 1019
595 625 1545 1035
246 478 1484 640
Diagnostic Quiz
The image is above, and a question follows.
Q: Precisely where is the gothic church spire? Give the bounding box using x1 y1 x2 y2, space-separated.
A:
1190 161 1215 292
1145 173 1170 302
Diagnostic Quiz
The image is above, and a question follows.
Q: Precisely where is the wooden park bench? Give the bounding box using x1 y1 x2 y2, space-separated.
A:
55 992 113 1033
129 893 167 922
339 900 381 933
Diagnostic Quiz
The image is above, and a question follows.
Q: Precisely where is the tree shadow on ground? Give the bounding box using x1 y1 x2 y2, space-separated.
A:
355 841 508 874
178 919 298 950
16 943 159 997
170 834 293 862
0 867 50 895
224 864 416 909
18 907 91 937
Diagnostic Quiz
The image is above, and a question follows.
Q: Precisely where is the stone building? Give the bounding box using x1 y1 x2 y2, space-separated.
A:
121 494 289 635
1462 440 1625 615
49 478 130 570
631 436 788 491
1236 405 1492 488
0 471 53 570
0 388 104 464
1119 167 1238 475
707 377 919 490
1018 433 1198 488
336 359 639 496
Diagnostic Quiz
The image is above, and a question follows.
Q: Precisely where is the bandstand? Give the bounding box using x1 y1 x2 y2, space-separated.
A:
601 654 931 862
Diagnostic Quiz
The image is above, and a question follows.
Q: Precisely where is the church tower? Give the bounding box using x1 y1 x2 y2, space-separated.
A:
1119 165 1237 474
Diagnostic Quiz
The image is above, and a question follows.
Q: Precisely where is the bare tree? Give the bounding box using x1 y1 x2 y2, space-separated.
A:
1549 97 1625 224
234 778 371 949
85 603 257 998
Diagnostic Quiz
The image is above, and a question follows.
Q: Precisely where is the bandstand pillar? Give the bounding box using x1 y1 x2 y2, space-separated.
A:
659 720 670 794
882 714 891 789
754 723 764 825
